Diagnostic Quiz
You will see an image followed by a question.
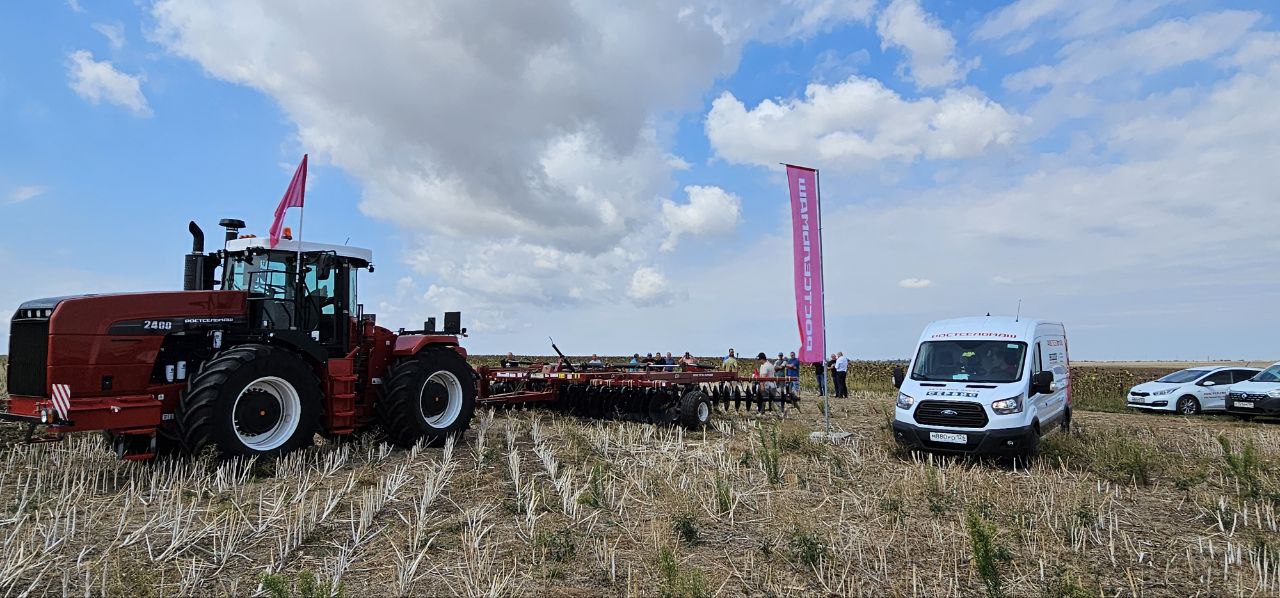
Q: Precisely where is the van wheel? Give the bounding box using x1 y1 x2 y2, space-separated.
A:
1060 406 1072 433
1176 395 1201 415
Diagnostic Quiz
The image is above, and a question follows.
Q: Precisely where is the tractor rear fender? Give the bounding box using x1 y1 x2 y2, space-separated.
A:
392 334 467 359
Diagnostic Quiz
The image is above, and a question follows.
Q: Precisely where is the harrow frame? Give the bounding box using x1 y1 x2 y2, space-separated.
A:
475 364 799 426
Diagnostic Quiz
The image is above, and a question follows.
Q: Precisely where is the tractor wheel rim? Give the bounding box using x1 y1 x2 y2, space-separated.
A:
420 370 464 428
232 376 301 451
697 401 710 423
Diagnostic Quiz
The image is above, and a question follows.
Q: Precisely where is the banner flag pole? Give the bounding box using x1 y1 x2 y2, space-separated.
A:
815 168 830 440
784 163 835 441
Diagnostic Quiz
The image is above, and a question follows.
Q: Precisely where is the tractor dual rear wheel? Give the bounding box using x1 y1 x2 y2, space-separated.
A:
378 349 477 448
177 344 323 458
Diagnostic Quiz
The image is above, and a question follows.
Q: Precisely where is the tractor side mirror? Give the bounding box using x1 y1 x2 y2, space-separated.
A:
892 366 905 389
1031 371 1054 395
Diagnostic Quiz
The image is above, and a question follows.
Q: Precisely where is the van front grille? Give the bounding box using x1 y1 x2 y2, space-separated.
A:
914 400 989 428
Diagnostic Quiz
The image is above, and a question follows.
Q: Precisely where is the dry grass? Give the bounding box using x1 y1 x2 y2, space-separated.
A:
0 358 1277 594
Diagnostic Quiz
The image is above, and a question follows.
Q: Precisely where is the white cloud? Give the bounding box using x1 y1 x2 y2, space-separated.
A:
1004 10 1261 91
898 278 932 289
975 0 1174 45
627 266 677 305
875 0 971 89
706 76 1025 172
66 50 151 116
6 185 48 204
66 0 83 13
92 23 125 50
152 0 852 320
660 185 742 251
992 276 1014 285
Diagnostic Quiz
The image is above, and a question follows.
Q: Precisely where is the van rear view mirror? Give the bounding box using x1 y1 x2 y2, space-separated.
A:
892 366 905 389
1031 371 1054 395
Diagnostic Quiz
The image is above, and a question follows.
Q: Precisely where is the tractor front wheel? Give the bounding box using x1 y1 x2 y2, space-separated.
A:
378 349 477 448
177 344 323 458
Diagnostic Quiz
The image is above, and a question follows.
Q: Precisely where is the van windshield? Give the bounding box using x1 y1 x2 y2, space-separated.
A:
910 340 1027 383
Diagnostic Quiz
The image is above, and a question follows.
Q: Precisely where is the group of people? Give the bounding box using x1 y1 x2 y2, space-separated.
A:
628 352 699 368
719 348 850 397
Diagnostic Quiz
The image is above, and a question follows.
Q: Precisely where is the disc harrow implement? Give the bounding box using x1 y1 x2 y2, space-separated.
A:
476 363 799 428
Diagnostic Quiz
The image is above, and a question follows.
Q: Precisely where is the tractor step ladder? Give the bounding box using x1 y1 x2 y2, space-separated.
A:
326 358 359 435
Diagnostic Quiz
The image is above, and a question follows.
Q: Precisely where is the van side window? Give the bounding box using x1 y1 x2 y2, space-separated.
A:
1033 343 1043 373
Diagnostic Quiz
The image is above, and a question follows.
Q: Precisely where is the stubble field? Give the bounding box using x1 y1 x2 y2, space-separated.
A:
0 356 1277 596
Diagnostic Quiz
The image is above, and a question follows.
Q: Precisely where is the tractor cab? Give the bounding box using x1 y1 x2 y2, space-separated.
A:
220 236 373 357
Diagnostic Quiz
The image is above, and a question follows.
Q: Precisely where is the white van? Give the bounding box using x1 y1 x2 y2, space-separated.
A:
892 316 1071 457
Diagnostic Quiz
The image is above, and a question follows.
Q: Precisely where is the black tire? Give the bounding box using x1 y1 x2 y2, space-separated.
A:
1060 406 1072 433
177 344 323 458
377 349 477 448
679 389 712 428
1176 395 1201 416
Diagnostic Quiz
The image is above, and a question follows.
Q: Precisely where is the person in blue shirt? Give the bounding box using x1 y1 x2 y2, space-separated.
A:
786 351 800 393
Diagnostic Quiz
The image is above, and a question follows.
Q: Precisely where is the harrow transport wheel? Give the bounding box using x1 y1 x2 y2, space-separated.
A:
378 349 476 448
177 344 323 458
679 389 712 429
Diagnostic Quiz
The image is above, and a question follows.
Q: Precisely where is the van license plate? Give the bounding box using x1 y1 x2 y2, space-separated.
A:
929 432 967 444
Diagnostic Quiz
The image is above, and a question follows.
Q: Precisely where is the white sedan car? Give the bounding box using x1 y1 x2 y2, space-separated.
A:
1127 366 1262 415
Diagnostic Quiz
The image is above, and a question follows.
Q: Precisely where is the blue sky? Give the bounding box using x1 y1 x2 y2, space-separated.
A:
2 1 1279 360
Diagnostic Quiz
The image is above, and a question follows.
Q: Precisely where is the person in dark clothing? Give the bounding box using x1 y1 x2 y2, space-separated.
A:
814 361 826 396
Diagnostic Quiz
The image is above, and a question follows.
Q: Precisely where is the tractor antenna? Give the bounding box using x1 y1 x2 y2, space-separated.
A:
1015 299 1022 322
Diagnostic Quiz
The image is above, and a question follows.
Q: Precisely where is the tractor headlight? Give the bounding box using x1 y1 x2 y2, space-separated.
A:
1152 387 1179 396
991 396 1023 415
896 392 915 409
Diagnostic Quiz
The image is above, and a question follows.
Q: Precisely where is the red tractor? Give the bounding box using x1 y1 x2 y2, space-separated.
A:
3 219 476 459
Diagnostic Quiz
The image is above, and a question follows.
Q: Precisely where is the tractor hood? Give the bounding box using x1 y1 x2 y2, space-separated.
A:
27 291 250 335
14 295 94 316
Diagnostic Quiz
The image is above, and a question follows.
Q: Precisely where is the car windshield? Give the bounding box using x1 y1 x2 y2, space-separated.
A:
1156 369 1210 384
1251 365 1280 383
910 340 1027 383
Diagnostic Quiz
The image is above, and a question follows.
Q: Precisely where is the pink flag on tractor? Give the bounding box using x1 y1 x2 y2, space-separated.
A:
786 164 826 363
268 154 308 249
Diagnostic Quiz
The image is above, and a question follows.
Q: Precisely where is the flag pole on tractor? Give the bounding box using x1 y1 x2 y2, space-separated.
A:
269 154 308 283
784 164 831 438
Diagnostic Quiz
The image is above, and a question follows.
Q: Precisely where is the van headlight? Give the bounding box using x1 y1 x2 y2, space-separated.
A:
1152 387 1178 396
896 392 914 409
991 396 1023 415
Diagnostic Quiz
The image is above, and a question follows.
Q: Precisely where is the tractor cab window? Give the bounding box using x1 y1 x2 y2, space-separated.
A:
224 252 295 300
302 255 337 316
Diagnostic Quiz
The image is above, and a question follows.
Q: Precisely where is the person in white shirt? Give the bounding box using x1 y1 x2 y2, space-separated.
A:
756 352 776 390
834 352 849 398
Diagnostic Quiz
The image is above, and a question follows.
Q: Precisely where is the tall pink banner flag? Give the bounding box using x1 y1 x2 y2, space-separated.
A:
786 165 826 363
